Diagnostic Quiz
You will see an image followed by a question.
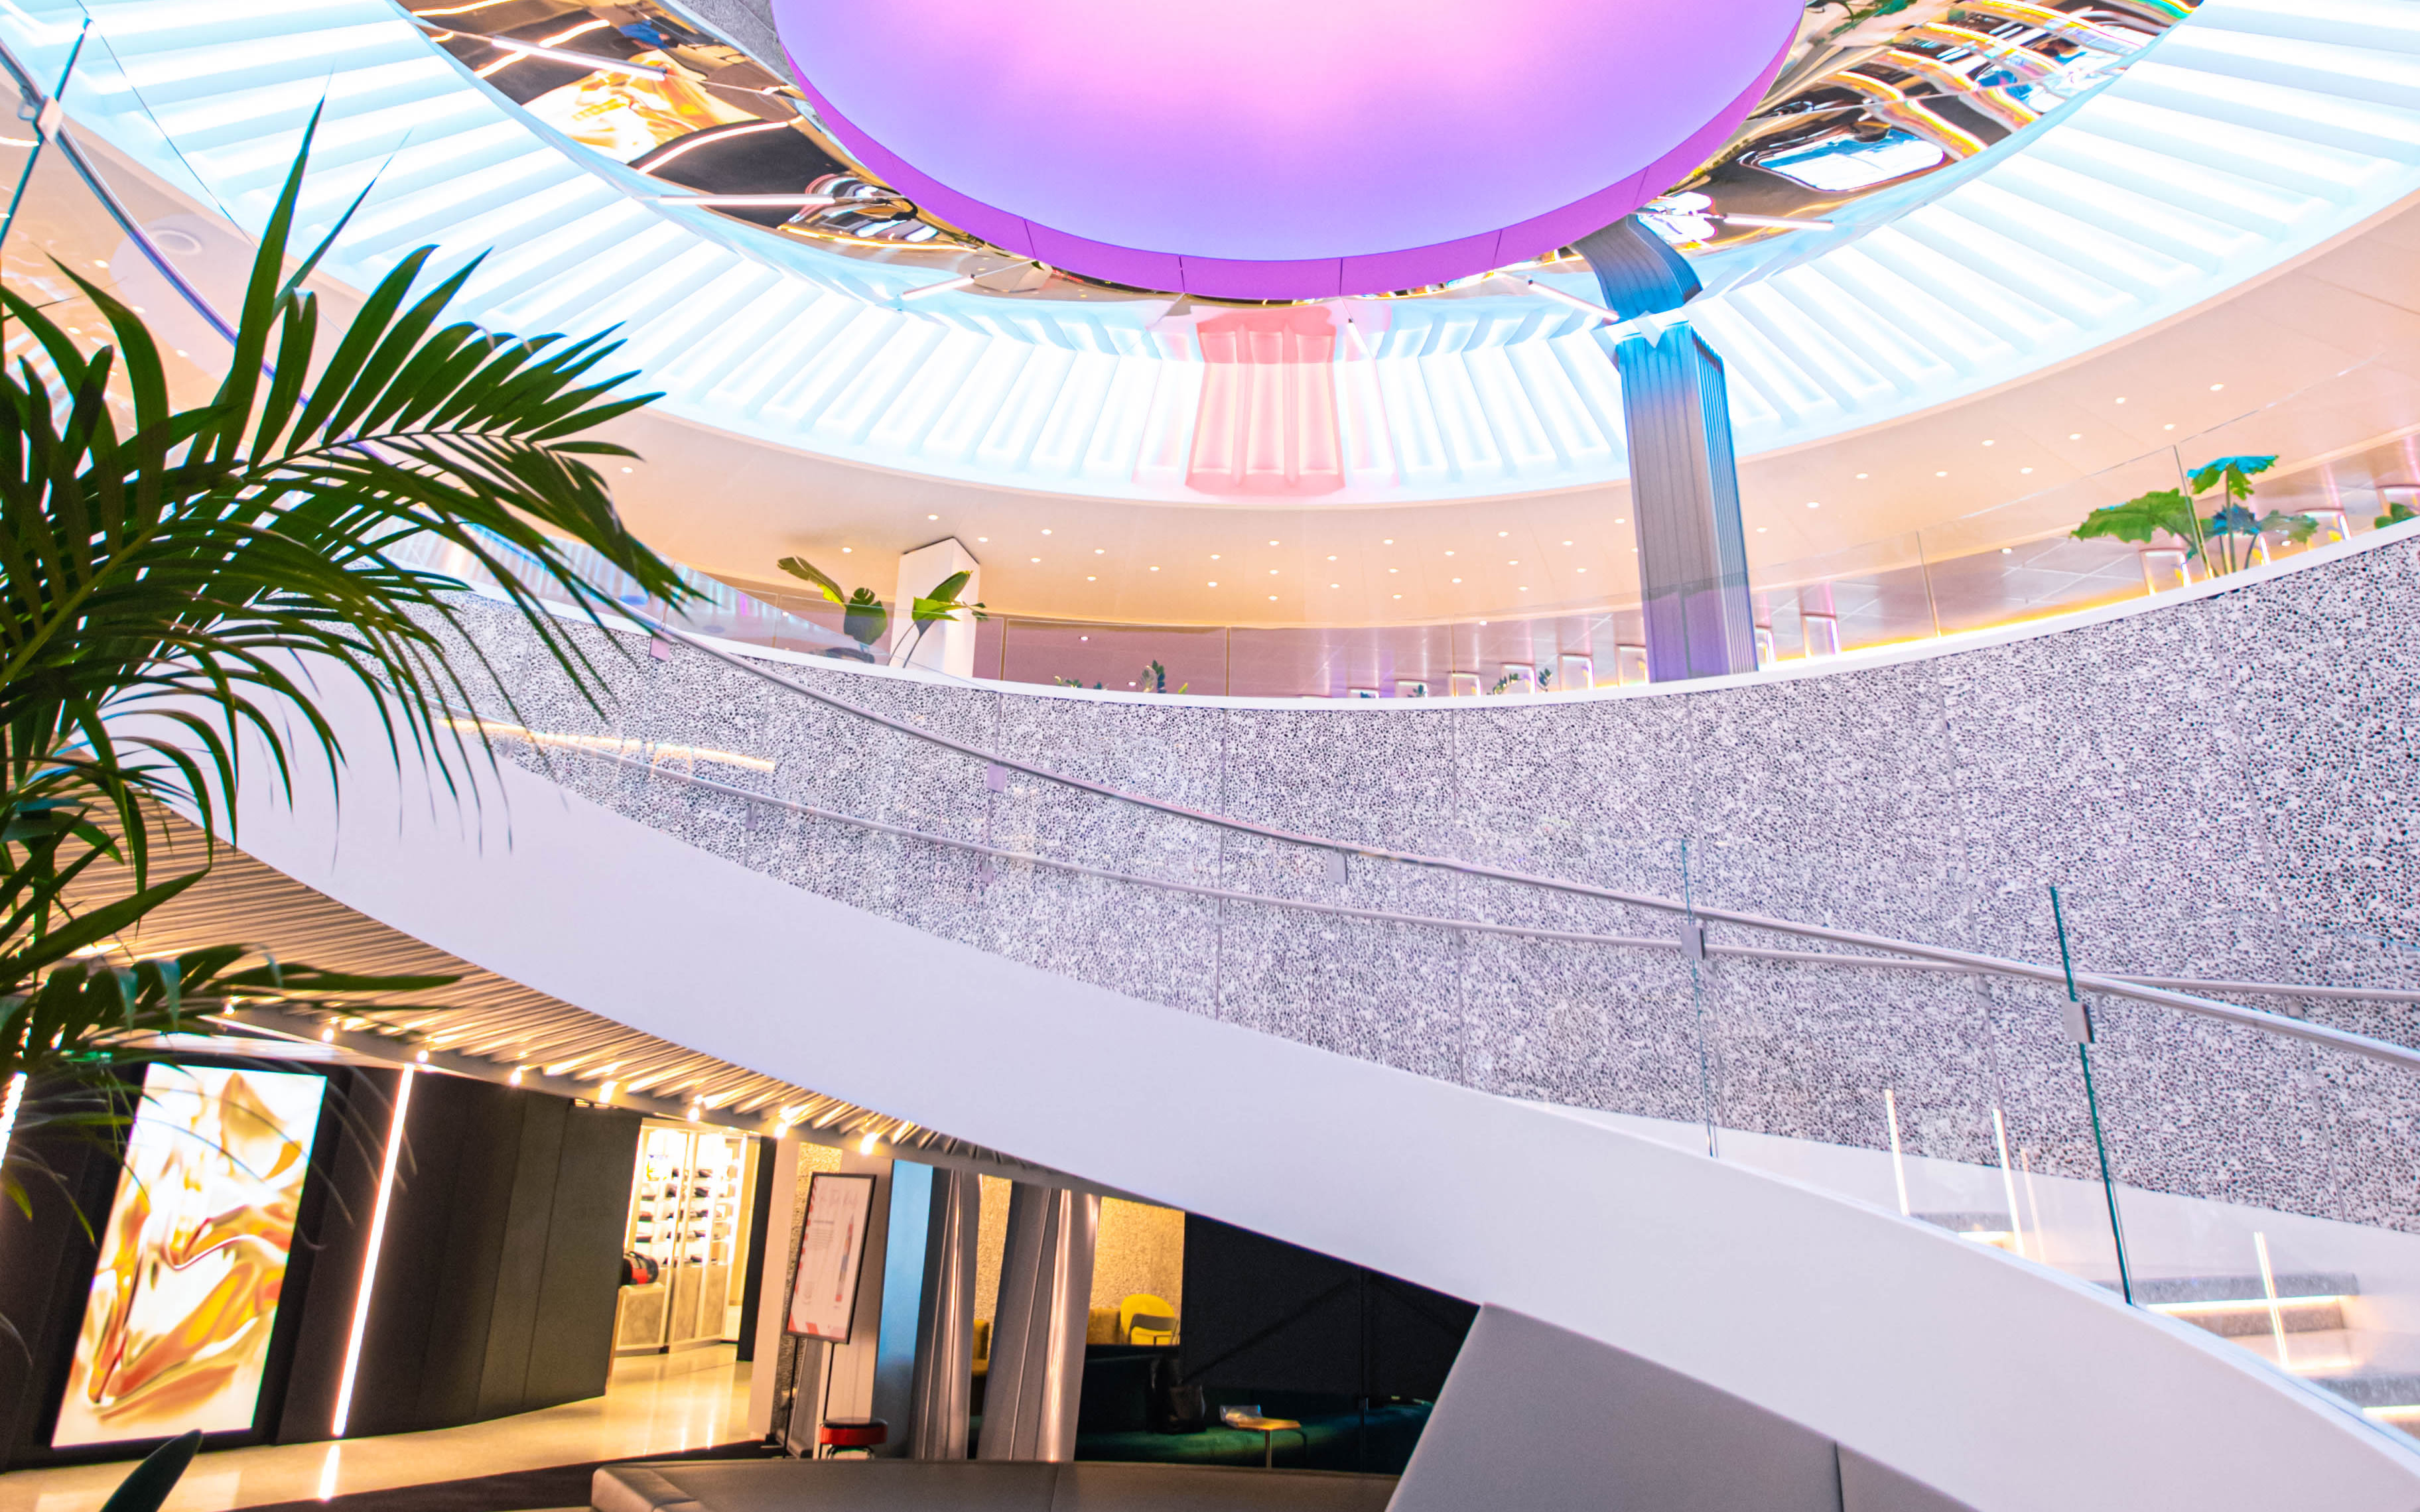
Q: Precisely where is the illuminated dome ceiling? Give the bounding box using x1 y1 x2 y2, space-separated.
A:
20 0 2420 535
770 0 1798 298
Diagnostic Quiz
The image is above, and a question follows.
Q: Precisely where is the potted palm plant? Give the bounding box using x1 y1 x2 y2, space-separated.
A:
0 115 693 1204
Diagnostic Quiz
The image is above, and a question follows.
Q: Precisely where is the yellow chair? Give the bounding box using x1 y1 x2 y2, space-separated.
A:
1120 1292 1178 1346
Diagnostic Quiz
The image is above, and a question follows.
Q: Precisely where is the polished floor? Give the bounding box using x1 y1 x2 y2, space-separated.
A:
0 1348 752 1512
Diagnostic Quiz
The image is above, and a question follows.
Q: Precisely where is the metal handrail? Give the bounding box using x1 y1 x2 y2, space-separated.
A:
472 677 2420 1077
630 618 2420 1066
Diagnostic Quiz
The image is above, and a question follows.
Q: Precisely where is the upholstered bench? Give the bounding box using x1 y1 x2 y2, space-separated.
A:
593 1460 1399 1512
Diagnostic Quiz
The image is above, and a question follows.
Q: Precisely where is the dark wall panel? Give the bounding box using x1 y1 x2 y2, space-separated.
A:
278 1068 395 1444
1180 1217 1475 1400
477 1094 568 1418
0 1076 135 1468
523 1105 640 1409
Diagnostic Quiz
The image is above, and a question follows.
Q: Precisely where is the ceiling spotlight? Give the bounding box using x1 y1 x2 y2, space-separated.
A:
2021 467 2033 473
1562 540 1573 546
2210 383 2224 391
1982 439 1995 447
1806 501 1820 509
1030 556 1041 562
1095 547 1105 554
1268 594 1277 600
1327 554 1337 560
1268 539 1280 545
978 535 989 541
858 1131 880 1155
1756 527 1767 533
1087 575 1096 581
1209 580 1218 586
1042 528 1053 535
1451 577 1462 583
1498 531 1509 537
841 546 852 553
1330 582 1339 588
1382 538 1394 544
1615 517 1627 525
1150 565 1160 572
927 513 939 520
1935 471 1948 477
1853 473 1868 480
1211 554 1221 560
2114 397 2127 404
2069 433 2082 440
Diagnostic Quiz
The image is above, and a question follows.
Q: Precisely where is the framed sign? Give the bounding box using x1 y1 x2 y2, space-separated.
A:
787 1172 876 1342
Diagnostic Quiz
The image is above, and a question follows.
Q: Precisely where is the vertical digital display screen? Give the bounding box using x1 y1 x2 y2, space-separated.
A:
52 1064 327 1446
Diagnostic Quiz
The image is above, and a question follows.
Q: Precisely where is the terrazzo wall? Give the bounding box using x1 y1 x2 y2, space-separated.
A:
436 528 2420 1235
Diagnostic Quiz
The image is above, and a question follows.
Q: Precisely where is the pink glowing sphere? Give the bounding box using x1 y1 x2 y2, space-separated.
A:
772 0 1799 300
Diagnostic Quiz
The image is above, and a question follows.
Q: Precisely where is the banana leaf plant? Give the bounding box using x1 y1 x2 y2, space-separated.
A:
0 112 693 1194
777 556 984 667
2073 454 2289 575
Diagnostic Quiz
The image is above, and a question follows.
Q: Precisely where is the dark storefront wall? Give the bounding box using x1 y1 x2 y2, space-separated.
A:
0 1063 642 1467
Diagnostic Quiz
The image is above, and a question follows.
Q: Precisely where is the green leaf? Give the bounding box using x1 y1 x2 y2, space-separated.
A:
2186 454 2276 501
776 556 850 605
2378 501 2417 530
2074 488 2200 554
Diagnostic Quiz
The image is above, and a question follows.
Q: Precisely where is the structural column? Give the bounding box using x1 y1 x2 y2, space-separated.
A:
907 1168 981 1460
976 1183 1099 1462
1577 218 1758 682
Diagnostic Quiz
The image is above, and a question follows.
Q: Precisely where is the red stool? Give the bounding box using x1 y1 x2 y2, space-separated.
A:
817 1419 888 1458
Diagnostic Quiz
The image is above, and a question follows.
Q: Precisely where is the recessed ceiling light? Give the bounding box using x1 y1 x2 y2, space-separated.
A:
1211 554 1221 560
1042 528 1053 534
2001 547 2013 554
2021 467 2033 474
1269 539 1280 545
1614 517 1627 525
1330 582 1339 588
1577 567 1587 572
1030 556 1041 562
1934 470 1948 477
1757 527 1768 533
1209 580 1218 586
1518 586 1528 591
1853 472 1868 479
1382 538 1394 544
1149 565 1160 571
2210 383 2224 391
1388 567 1398 574
2068 433 2081 440
978 536 989 541
842 546 852 553
1806 501 1820 509
1444 550 1455 556
1327 554 1337 560
621 466 633 473
1392 593 1401 598
1268 594 1277 600
1268 568 1278 575
1451 577 1462 583
928 513 939 520
1086 575 1096 581
1095 548 1105 554
1562 540 1573 546
2114 397 2126 405
2163 423 2175 430
1498 531 1509 537
1982 440 1995 447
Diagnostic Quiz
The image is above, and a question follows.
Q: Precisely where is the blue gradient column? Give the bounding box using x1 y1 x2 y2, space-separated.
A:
1577 219 1758 681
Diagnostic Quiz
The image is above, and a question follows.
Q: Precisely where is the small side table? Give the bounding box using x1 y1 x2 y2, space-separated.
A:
1222 1411 1303 1468
817 1418 888 1459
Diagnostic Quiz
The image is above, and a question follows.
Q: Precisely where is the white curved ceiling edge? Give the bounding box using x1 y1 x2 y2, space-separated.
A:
202 665 2420 1511
27 0 2420 507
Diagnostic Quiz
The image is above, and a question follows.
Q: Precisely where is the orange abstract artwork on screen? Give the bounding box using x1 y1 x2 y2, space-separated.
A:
52 1064 326 1447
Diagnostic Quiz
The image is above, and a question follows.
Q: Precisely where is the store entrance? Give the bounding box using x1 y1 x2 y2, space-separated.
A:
616 1123 760 1355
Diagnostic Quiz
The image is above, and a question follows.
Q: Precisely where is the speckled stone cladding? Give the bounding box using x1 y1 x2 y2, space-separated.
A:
431 530 2420 1231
